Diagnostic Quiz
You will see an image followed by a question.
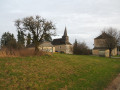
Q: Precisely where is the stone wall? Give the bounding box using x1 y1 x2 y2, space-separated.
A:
65 45 73 54
111 48 117 56
38 46 55 53
92 49 99 55
27 46 55 53
105 50 109 57
54 44 73 54
92 48 117 57
94 39 106 47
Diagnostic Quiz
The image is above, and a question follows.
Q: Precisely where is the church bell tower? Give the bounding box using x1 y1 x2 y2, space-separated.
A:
62 27 69 44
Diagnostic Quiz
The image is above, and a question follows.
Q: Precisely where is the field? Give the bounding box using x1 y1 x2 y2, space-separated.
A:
0 54 120 90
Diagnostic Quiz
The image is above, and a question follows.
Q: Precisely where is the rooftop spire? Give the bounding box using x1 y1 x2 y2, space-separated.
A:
63 27 67 36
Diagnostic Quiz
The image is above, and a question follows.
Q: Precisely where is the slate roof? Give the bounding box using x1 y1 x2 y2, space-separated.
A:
52 27 72 45
95 32 112 39
63 27 67 36
52 38 71 45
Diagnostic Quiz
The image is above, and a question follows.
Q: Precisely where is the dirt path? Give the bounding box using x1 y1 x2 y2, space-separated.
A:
105 74 120 90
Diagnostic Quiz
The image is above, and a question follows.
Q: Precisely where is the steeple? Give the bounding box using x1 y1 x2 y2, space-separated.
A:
62 27 69 44
63 27 67 36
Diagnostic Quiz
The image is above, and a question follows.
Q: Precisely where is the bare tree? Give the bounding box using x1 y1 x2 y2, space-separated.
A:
102 27 120 57
15 15 56 53
73 40 91 55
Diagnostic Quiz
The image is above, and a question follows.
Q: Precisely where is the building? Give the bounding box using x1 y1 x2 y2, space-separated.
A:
38 41 55 52
92 33 117 57
52 27 73 54
27 27 73 54
27 41 55 53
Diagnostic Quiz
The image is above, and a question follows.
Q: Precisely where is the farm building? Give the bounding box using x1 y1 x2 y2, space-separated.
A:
92 33 117 57
27 41 55 53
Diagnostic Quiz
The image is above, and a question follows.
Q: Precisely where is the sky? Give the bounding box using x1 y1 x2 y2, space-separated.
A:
0 0 120 48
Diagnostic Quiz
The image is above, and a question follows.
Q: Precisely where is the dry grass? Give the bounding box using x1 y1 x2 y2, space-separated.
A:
0 49 52 57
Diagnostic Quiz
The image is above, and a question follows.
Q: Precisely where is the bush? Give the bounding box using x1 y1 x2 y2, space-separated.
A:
73 40 91 55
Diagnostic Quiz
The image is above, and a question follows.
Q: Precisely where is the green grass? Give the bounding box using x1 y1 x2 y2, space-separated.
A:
0 54 120 90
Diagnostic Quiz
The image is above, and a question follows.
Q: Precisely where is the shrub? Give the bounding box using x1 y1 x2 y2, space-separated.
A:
73 40 91 55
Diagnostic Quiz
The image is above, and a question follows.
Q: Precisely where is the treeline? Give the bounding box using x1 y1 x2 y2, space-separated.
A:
73 40 92 55
0 31 52 50
0 31 29 50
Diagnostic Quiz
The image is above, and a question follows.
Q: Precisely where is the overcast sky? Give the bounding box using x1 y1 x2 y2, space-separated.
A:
0 0 120 48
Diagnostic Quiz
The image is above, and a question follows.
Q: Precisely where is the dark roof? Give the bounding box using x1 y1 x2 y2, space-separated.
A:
52 27 72 45
95 32 112 39
63 27 67 36
52 38 71 45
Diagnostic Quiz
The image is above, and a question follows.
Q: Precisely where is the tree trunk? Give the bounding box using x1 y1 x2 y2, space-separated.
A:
109 49 112 58
34 42 39 55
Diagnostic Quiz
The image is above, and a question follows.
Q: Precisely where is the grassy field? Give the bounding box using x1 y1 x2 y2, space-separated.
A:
0 54 120 90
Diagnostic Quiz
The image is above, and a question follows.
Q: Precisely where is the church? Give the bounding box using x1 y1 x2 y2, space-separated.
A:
52 27 73 54
27 27 73 54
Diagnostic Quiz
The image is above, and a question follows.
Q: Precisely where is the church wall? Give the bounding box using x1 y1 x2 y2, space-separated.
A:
54 44 73 54
65 45 73 54
54 45 66 53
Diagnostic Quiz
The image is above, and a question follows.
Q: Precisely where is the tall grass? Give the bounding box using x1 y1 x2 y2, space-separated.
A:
0 49 51 57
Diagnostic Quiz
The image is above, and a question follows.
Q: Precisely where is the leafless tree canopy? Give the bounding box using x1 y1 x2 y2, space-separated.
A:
102 27 120 57
15 15 56 52
73 40 91 55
